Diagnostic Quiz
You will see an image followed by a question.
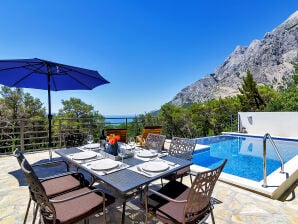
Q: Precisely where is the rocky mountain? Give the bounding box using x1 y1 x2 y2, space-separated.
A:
170 10 298 107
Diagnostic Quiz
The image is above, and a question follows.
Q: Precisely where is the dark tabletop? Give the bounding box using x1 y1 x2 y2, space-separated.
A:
55 148 192 194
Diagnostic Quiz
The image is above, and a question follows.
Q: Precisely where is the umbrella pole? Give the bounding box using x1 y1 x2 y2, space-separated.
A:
47 65 53 161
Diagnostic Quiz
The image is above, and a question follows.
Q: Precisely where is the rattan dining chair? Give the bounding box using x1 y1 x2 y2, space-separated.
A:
161 137 196 185
143 133 166 152
14 149 114 224
13 149 90 224
147 159 227 224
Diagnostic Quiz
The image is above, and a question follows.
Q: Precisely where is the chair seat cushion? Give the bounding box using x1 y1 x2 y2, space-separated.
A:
157 202 211 224
156 188 210 223
42 174 81 197
148 181 188 211
156 189 189 223
42 187 114 224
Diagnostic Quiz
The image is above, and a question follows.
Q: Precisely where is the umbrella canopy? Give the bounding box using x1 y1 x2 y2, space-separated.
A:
0 58 110 158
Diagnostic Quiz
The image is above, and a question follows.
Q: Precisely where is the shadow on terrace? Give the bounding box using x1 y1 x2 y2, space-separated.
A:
2 150 298 223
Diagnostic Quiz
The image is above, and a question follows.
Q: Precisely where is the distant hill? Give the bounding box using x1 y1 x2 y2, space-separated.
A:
169 10 298 107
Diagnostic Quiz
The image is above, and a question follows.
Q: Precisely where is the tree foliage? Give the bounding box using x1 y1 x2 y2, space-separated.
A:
58 97 95 119
265 59 298 111
257 85 279 106
0 86 45 119
0 87 46 152
238 70 265 111
189 97 241 137
159 103 193 138
265 87 298 111
1 58 298 147
57 97 105 140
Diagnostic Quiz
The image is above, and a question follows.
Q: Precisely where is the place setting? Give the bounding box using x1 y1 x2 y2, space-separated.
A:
82 158 129 175
78 134 102 151
128 159 178 177
67 150 103 164
134 149 168 161
134 149 158 160
82 143 101 150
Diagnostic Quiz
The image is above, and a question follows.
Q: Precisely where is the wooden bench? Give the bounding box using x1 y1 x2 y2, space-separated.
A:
106 128 128 143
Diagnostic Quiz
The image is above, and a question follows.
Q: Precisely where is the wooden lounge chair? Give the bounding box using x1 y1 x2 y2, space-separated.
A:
147 159 227 224
13 149 89 224
143 133 166 152
14 149 115 224
106 128 128 143
136 126 162 146
161 137 196 185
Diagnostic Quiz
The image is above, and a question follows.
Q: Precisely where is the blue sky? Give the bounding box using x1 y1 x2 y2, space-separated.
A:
0 1 297 116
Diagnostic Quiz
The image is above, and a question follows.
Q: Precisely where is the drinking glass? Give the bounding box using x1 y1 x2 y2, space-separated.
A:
100 139 106 150
86 134 94 144
117 144 126 165
128 137 136 148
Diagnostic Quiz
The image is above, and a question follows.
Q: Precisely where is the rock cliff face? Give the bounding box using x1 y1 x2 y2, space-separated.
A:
170 11 298 106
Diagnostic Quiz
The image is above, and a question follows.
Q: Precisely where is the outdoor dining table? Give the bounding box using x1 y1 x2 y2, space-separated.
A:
55 147 193 224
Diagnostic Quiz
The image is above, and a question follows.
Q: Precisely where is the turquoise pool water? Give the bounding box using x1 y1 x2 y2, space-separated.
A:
192 135 298 181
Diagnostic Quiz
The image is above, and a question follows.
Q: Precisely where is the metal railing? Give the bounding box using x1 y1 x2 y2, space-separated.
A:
262 133 285 187
0 117 146 155
0 114 236 155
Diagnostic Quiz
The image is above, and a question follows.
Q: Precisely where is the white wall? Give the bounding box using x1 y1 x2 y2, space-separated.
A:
238 112 298 138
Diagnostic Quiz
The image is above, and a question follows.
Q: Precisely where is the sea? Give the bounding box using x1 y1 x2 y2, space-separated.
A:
103 115 138 124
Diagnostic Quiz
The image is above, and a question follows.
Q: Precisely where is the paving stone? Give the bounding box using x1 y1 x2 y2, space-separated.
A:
0 151 297 224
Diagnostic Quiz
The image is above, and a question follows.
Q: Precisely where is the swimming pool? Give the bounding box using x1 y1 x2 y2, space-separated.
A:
192 134 298 181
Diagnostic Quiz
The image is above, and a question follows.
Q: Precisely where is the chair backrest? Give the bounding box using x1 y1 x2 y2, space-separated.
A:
168 137 196 160
141 126 162 140
143 133 166 152
106 128 128 143
13 149 56 217
184 159 227 222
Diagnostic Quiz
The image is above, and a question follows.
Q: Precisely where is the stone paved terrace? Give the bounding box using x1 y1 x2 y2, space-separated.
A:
1 150 298 224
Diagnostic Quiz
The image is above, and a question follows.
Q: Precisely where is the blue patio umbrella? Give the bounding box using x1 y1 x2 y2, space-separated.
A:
0 58 110 159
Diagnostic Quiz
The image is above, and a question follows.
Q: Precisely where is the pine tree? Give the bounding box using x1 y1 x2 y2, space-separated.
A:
238 70 265 111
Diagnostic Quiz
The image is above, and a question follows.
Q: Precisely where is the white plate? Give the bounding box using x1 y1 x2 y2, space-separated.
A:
72 151 97 160
141 161 169 172
137 150 158 158
83 143 101 149
90 159 119 171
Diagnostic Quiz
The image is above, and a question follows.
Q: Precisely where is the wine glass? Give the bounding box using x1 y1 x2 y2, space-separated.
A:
117 144 126 166
128 137 136 148
86 134 94 144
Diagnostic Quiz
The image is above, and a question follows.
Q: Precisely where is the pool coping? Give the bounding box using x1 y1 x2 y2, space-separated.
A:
192 133 298 200
222 131 298 142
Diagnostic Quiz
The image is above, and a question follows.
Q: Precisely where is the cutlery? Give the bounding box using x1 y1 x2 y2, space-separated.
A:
158 153 167 158
164 161 176 166
100 171 108 175
148 158 176 166
81 158 98 164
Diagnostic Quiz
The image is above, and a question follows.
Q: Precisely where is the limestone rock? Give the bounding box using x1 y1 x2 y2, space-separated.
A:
170 10 298 106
